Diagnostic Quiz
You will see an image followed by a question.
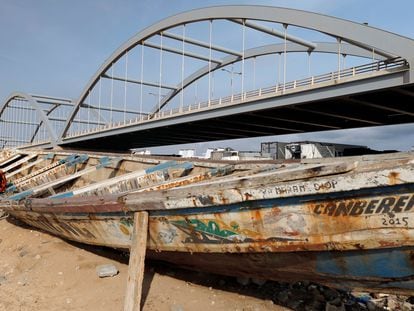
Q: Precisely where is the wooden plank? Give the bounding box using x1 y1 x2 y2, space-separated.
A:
51 161 188 198
122 161 414 211
0 154 21 167
6 157 46 180
124 211 149 311
22 158 414 214
12 159 65 186
132 165 234 193
1 154 37 173
122 162 356 204
11 154 88 188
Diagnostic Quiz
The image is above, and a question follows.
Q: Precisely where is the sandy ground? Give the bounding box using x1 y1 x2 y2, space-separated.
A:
0 217 289 311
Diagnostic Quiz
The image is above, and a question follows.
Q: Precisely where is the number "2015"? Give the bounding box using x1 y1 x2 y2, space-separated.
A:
381 217 409 226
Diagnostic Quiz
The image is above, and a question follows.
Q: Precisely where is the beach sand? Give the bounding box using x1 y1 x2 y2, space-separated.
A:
0 217 288 311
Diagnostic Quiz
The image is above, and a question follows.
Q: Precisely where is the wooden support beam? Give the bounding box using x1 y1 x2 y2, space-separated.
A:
124 211 149 311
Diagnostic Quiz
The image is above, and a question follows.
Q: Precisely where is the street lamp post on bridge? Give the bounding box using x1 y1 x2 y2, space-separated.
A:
221 66 242 100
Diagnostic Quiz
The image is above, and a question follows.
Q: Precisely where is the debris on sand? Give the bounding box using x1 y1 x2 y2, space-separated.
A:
96 264 119 278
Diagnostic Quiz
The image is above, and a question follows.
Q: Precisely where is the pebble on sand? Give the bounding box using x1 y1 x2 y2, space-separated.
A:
96 264 119 278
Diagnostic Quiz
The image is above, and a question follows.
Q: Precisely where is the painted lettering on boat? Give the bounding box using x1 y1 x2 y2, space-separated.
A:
36 216 97 239
313 180 337 191
313 194 414 216
381 216 409 226
272 184 307 195
265 180 337 195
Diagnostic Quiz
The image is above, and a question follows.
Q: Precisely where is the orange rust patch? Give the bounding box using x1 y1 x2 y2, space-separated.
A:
269 207 282 216
251 210 265 232
284 230 300 236
214 212 223 220
305 199 367 246
378 240 399 247
221 197 229 205
253 210 262 221
244 192 253 201
388 171 400 185
119 224 130 235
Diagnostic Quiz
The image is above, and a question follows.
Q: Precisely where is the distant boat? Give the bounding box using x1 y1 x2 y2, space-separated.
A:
0 149 413 294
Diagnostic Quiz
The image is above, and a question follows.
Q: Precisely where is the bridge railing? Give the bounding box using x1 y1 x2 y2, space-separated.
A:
65 58 408 139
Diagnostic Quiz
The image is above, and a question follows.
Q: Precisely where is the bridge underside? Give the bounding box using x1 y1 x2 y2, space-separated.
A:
59 83 414 152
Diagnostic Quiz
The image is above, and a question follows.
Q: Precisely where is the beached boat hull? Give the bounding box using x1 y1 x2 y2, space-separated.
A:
5 182 414 294
1 150 414 293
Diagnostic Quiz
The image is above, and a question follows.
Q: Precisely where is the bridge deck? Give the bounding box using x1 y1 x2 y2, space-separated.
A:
55 60 414 151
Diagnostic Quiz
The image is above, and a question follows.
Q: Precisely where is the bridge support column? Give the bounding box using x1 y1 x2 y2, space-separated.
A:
406 58 414 84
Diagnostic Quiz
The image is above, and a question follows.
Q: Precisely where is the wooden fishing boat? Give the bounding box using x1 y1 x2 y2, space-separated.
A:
0 149 414 294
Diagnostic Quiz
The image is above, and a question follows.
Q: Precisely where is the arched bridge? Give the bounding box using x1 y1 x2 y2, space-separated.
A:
2 6 414 151
0 93 74 149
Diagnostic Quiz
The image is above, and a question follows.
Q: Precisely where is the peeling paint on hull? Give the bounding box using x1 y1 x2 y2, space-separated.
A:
6 183 414 294
2 150 414 294
146 248 414 295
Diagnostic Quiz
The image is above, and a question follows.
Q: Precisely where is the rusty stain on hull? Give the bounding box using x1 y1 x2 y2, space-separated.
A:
1 149 414 293
4 188 414 254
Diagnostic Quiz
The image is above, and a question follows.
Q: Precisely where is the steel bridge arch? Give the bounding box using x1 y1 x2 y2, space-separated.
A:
1 44 385 149
0 92 58 148
60 5 414 141
154 41 388 117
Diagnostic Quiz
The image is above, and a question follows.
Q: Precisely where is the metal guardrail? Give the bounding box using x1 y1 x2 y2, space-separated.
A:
65 58 408 139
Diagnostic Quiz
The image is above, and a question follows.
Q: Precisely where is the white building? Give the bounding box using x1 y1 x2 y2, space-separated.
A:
178 149 196 158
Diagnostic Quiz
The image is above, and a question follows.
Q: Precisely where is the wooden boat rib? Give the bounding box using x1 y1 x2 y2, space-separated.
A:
6 154 50 180
51 161 196 198
1 149 414 294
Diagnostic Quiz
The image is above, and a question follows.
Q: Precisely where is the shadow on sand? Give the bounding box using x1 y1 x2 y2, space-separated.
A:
6 216 285 307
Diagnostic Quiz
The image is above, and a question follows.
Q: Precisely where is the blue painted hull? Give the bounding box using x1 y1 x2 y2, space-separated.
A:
148 247 414 294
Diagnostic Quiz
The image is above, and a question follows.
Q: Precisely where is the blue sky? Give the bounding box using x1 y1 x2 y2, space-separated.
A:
1 0 414 153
